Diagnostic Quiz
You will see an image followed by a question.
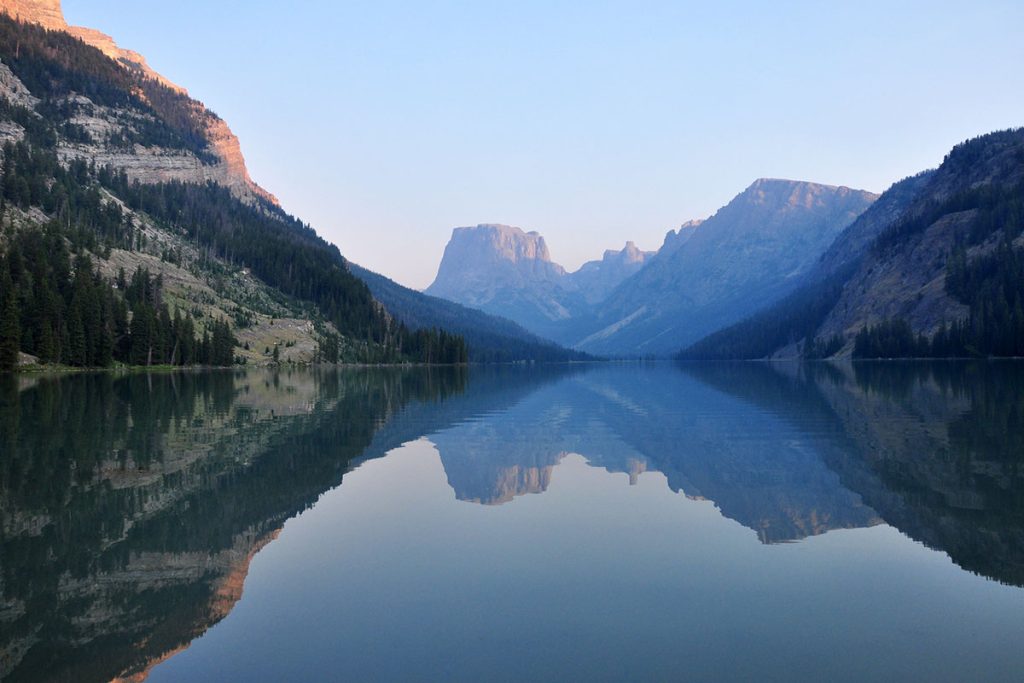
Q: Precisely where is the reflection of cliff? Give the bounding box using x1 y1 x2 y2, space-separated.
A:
0 367 469 683
428 364 880 543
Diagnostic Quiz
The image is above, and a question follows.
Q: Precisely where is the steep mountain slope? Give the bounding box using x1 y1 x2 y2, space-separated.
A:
0 0 275 204
350 263 589 362
570 179 877 356
0 10 466 366
425 223 653 339
683 128 1024 360
682 172 933 360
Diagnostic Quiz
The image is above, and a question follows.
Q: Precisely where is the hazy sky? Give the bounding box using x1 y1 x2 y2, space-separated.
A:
64 1 1024 289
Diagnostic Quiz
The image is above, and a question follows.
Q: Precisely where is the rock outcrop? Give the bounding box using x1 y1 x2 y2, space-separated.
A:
0 0 277 204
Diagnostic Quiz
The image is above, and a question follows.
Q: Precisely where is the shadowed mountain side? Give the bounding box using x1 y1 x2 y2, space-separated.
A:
684 129 1024 361
349 263 590 362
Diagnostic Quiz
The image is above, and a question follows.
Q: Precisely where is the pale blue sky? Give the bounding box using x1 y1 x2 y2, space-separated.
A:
64 1 1024 289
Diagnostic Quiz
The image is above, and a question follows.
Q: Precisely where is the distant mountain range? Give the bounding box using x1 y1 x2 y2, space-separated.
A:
426 180 877 356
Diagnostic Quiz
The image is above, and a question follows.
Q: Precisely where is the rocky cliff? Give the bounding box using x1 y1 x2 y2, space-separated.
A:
0 0 276 204
426 224 652 339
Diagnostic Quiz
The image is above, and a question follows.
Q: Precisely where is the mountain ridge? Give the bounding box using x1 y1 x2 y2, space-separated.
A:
0 0 277 205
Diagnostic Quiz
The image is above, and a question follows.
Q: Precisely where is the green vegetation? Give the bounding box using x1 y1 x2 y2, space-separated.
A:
0 225 236 371
0 12 468 369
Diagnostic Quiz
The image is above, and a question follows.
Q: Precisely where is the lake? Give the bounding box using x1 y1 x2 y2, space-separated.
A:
2 361 1023 682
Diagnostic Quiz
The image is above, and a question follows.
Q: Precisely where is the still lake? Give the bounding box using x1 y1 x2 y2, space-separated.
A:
2 361 1023 681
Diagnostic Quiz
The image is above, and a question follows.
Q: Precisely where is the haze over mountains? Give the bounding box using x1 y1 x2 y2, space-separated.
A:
427 180 877 356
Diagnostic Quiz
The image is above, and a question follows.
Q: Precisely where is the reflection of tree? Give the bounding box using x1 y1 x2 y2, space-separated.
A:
814 362 1024 587
0 366 473 683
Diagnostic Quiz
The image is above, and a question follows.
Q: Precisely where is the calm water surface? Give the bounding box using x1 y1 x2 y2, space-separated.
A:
2 362 1023 681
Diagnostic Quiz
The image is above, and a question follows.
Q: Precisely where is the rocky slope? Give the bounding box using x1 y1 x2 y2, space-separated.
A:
814 130 1024 351
0 0 276 204
425 224 653 339
684 128 1024 359
570 179 877 356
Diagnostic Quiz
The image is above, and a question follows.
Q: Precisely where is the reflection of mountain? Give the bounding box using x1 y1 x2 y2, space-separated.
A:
688 361 1024 587
430 365 881 542
4 361 1024 680
0 368 471 683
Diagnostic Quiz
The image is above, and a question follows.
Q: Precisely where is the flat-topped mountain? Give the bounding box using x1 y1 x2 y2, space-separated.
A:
424 181 876 355
425 224 653 338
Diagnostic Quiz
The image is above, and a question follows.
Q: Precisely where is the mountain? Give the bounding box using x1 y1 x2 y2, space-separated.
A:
568 179 878 356
566 240 655 304
0 0 275 205
425 224 653 340
683 128 1024 360
0 3 577 367
349 263 590 362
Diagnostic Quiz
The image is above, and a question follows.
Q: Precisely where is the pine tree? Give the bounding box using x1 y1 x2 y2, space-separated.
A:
0 257 20 371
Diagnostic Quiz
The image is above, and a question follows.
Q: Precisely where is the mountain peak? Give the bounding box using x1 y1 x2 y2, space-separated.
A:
0 0 63 30
448 224 554 264
0 0 276 204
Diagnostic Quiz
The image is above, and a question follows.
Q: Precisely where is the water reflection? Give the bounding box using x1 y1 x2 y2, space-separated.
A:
1 361 1023 681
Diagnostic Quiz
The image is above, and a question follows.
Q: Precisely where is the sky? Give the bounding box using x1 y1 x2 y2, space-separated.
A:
63 0 1024 290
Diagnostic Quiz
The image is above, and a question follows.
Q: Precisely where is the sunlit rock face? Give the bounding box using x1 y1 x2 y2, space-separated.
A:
0 0 277 205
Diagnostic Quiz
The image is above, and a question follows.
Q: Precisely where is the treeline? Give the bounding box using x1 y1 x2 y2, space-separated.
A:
2 139 133 251
0 225 237 371
945 241 1024 357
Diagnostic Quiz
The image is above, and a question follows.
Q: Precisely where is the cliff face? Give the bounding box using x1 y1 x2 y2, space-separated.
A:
425 224 581 337
0 0 276 204
425 224 656 341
